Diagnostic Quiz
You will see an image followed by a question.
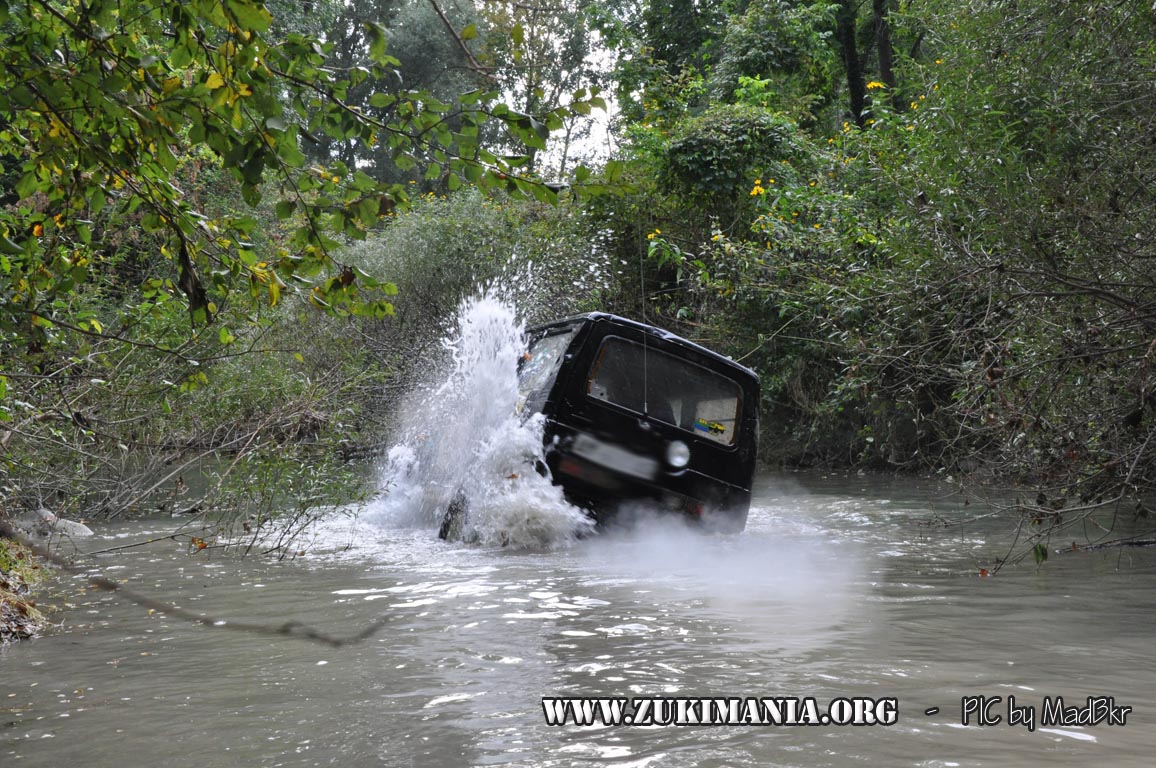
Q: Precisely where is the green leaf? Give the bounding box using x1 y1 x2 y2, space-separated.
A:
603 159 626 181
88 187 106 216
1032 543 1049 565
279 138 307 168
366 21 388 63
461 23 477 41
356 197 379 224
226 0 272 32
241 184 262 206
0 236 23 255
369 92 394 108
531 182 558 205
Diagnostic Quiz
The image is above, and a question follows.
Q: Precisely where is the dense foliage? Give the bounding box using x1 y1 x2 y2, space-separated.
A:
0 0 602 541
592 0 1156 562
2 0 1154 572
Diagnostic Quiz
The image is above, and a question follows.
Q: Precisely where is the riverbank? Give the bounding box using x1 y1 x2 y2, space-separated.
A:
0 534 46 643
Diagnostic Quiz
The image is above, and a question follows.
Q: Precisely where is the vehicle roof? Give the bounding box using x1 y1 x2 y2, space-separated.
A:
529 312 760 384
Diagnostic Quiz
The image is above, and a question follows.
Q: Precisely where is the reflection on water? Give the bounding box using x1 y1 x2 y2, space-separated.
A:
4 472 1156 767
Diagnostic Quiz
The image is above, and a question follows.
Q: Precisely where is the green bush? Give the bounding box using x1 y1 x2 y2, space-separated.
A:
343 188 614 388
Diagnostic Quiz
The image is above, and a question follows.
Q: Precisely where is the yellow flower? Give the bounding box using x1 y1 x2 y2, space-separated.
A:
32 223 44 237
866 81 886 90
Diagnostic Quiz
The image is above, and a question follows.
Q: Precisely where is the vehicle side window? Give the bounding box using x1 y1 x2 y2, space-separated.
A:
586 337 742 445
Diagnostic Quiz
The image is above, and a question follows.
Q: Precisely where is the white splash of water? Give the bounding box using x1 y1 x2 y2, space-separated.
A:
367 291 593 547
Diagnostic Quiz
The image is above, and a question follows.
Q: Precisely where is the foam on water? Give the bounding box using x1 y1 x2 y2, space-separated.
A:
366 291 594 547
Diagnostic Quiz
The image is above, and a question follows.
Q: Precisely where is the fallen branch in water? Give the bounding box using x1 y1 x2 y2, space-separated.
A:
79 529 208 557
1061 537 1156 553
0 520 390 648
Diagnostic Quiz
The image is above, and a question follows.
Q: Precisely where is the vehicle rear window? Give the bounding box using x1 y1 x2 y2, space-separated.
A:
586 336 742 445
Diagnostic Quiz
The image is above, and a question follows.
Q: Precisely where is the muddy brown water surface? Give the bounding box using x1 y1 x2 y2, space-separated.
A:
3 472 1155 767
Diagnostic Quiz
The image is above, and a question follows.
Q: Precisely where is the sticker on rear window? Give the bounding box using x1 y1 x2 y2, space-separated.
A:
694 418 726 435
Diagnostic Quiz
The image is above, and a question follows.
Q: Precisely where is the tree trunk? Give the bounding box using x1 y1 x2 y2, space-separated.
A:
836 0 866 126
873 0 898 110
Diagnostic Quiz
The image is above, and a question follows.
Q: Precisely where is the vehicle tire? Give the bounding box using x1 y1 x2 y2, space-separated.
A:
701 505 749 534
438 490 470 541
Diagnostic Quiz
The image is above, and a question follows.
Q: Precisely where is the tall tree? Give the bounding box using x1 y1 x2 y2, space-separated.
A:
478 0 609 174
834 0 866 125
872 0 896 100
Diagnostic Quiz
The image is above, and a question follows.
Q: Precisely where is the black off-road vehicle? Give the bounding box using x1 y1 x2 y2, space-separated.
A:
515 313 760 532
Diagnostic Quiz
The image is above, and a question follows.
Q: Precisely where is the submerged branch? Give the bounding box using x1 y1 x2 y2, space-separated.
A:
0 521 391 648
1062 536 1156 553
78 524 209 557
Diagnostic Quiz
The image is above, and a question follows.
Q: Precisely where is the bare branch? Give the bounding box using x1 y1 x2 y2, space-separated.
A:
426 0 497 81
1 521 390 648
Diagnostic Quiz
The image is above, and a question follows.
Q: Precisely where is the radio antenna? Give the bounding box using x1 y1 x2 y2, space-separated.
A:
639 228 650 414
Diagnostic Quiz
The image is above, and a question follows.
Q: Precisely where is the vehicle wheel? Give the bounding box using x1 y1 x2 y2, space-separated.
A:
438 490 469 541
700 504 749 534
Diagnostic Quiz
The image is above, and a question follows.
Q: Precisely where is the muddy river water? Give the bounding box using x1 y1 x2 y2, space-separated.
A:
3 472 1155 767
